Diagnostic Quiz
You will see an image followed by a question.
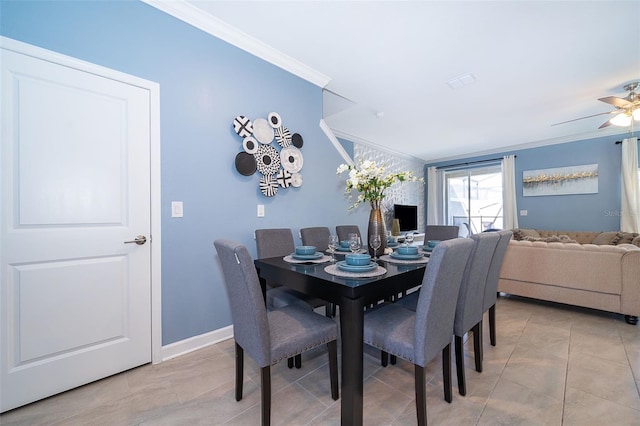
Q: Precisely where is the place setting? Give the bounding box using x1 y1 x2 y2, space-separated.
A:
419 239 440 256
324 252 387 278
380 244 429 265
283 245 332 264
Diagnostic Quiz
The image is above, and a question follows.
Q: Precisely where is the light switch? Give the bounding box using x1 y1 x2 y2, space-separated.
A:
257 204 265 217
172 201 183 218
520 209 528 216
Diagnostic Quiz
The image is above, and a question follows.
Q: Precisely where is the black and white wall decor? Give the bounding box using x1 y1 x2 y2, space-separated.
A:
232 113 305 197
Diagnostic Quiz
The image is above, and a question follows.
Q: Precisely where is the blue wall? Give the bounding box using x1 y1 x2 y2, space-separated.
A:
1 0 363 345
426 134 636 232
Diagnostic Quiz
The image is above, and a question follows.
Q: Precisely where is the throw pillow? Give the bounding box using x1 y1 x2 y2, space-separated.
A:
632 236 640 248
614 232 639 245
591 231 620 245
513 228 540 241
523 234 578 244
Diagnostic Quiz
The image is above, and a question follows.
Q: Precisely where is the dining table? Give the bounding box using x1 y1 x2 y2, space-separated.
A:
254 254 427 426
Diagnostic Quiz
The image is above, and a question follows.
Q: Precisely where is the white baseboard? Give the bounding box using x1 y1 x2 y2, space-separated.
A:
160 325 234 362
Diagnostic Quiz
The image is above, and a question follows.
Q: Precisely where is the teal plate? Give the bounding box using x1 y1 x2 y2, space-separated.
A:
292 252 324 260
390 252 424 260
337 261 378 272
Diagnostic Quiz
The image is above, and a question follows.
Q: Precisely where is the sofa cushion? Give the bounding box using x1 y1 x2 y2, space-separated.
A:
633 235 640 248
591 231 620 245
614 232 639 245
513 228 540 240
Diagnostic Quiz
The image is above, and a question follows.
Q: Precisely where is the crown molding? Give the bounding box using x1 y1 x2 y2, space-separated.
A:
141 0 331 88
330 127 426 164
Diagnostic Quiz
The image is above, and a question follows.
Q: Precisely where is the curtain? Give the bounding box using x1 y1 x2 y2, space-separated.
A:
621 137 639 232
502 155 519 230
426 166 443 225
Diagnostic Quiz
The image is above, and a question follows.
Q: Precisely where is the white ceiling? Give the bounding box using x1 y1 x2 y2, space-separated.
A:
171 1 640 162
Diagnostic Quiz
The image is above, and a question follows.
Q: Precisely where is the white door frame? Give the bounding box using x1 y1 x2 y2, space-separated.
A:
0 36 163 364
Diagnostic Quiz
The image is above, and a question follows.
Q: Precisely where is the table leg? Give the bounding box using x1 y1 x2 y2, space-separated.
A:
340 296 365 426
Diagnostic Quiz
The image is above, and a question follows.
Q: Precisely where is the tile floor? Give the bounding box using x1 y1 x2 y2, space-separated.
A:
2 295 639 425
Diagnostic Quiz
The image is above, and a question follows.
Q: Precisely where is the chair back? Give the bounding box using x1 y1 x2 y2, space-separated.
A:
300 227 331 250
214 239 270 367
453 232 500 336
255 228 295 259
336 225 362 242
482 230 513 311
425 225 460 241
413 238 474 366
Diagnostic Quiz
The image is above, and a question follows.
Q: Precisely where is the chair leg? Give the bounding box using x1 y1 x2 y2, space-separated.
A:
381 350 389 367
287 357 294 369
328 341 339 400
414 365 427 426
455 335 466 396
473 322 483 373
390 354 397 365
489 304 496 346
442 343 452 403
261 366 271 426
295 354 301 369
235 342 244 401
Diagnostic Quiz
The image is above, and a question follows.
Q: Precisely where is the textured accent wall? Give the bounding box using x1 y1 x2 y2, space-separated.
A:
354 144 425 232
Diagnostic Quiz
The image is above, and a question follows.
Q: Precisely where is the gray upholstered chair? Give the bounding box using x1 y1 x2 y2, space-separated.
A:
482 230 513 347
363 238 474 425
453 232 499 396
255 228 329 311
300 226 332 251
214 239 339 426
425 225 460 241
335 225 362 242
255 228 333 368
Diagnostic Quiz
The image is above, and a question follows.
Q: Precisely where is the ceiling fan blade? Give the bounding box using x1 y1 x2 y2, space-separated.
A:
598 120 612 129
598 96 632 108
551 110 616 126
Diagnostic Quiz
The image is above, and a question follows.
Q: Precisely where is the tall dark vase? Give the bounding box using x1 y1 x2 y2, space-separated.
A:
367 200 387 258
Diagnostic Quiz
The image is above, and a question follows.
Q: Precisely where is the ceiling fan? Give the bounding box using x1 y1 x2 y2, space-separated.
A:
552 81 640 129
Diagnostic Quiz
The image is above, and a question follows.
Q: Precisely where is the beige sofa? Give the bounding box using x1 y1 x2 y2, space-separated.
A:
498 229 640 324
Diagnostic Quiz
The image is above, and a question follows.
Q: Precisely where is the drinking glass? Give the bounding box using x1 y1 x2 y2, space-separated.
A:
349 235 361 253
328 235 339 262
369 235 382 260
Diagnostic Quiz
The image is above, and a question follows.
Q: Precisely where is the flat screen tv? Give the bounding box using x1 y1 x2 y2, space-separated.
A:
394 204 418 232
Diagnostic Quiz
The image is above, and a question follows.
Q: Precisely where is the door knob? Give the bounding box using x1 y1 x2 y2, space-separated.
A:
124 235 147 245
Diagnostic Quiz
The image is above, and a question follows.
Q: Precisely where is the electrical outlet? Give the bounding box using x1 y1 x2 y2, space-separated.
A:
520 209 528 216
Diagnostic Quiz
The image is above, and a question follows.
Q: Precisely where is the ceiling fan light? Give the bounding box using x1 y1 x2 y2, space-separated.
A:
632 109 640 121
610 112 632 126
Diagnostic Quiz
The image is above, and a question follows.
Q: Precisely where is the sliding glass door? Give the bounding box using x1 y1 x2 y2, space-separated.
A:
444 163 503 236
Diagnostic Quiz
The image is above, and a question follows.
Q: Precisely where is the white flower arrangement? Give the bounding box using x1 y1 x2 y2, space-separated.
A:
336 160 421 210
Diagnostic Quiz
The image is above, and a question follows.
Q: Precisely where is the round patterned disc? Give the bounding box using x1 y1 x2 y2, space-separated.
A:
290 172 303 188
242 137 258 154
259 175 278 197
276 169 292 188
292 133 304 148
274 126 292 148
268 112 281 128
254 144 281 176
253 118 274 144
233 115 253 138
235 152 257 176
280 146 303 173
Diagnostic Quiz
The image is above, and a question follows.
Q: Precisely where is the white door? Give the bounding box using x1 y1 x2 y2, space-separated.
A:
1 41 153 412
